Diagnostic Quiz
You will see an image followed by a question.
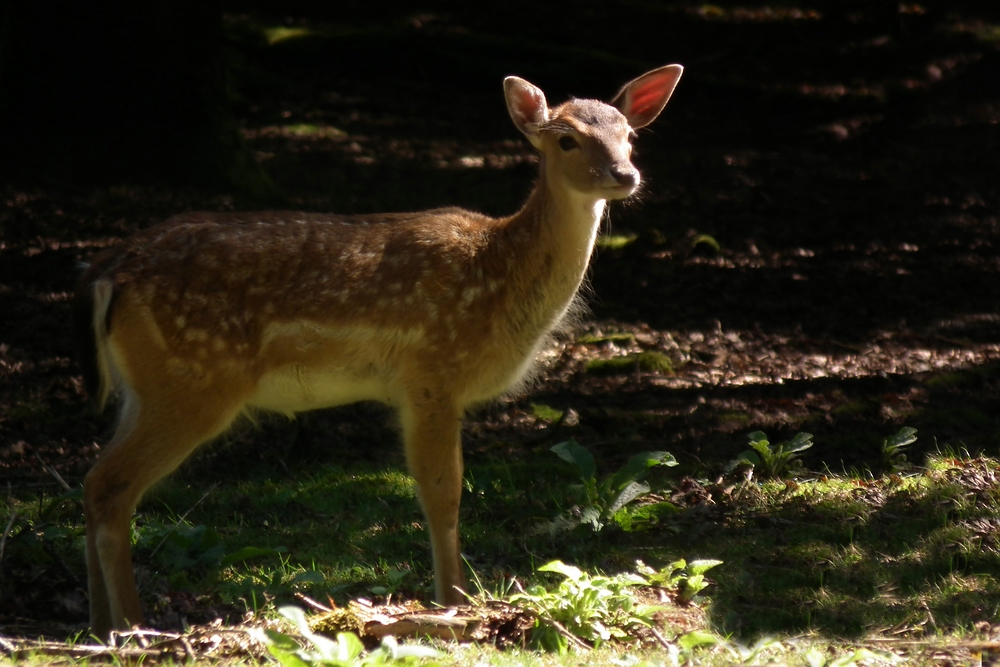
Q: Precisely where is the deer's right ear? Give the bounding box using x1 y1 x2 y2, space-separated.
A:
504 77 548 146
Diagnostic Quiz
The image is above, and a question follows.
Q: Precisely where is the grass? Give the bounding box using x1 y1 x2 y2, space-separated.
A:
595 233 638 251
585 351 674 376
3 439 1000 664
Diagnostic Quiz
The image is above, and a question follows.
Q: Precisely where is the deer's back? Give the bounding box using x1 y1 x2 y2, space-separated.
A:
80 209 550 411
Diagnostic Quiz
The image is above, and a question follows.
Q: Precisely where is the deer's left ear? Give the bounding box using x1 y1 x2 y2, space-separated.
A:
611 65 683 129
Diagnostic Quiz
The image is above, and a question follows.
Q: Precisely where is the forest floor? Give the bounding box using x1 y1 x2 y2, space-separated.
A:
2 1 1000 662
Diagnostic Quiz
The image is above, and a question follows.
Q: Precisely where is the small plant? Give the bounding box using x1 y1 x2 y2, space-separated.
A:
728 431 813 479
541 440 677 533
252 606 440 666
508 560 659 652
880 426 918 473
636 558 723 604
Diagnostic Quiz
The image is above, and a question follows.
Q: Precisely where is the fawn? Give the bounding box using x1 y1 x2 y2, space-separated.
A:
75 64 683 638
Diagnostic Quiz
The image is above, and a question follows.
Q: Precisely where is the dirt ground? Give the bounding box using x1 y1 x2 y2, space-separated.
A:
1 0 999 635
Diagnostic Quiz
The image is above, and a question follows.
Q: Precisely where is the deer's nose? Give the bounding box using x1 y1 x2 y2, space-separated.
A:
610 165 639 188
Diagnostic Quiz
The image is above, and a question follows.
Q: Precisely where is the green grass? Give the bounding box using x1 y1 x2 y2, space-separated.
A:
530 403 565 422
585 351 673 376
595 233 638 250
576 332 636 345
3 445 1000 664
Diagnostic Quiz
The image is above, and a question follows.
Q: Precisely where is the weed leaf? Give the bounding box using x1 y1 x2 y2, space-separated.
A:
607 480 651 516
784 432 815 453
551 440 596 481
686 559 724 576
885 427 918 449
678 630 723 650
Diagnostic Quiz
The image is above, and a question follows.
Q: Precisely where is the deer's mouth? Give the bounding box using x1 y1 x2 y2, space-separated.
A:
604 183 639 199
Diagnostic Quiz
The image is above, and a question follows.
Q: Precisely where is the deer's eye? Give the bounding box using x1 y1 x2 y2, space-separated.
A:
558 135 579 151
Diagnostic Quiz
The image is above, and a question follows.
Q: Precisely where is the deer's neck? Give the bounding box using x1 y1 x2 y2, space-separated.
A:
497 168 607 335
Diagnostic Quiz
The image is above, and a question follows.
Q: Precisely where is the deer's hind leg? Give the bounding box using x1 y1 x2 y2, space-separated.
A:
84 382 247 639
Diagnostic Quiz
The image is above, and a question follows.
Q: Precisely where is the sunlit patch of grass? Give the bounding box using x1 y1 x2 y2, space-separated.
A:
530 403 564 422
284 123 347 138
596 233 637 250
585 351 673 376
576 332 635 345
698 454 1000 636
264 26 316 45
949 19 1000 44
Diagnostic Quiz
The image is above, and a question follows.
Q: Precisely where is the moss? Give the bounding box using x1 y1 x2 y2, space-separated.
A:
577 332 636 345
531 403 564 422
585 351 673 376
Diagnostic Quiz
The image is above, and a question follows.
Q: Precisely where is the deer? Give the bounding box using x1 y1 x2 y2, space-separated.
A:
74 64 684 639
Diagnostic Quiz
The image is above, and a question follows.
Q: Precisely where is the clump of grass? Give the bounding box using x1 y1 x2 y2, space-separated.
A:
531 403 565 422
595 233 637 250
586 351 673 376
577 332 636 345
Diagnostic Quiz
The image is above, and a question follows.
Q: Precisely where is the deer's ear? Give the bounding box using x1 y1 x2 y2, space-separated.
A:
611 65 683 129
504 76 548 143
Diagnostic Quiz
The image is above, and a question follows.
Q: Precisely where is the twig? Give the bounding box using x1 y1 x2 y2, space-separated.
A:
295 592 335 612
34 451 72 492
148 484 218 560
180 636 196 661
648 626 673 650
7 640 169 660
116 627 183 642
541 617 591 651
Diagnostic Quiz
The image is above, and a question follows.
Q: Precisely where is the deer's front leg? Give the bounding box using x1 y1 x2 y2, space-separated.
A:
400 392 467 605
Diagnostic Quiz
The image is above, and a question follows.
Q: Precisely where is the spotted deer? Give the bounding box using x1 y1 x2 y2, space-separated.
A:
75 64 683 638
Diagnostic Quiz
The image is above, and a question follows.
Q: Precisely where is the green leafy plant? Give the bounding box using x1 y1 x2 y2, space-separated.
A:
252 606 440 666
636 558 723 604
508 560 660 652
543 440 677 533
728 431 813 479
880 426 918 473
